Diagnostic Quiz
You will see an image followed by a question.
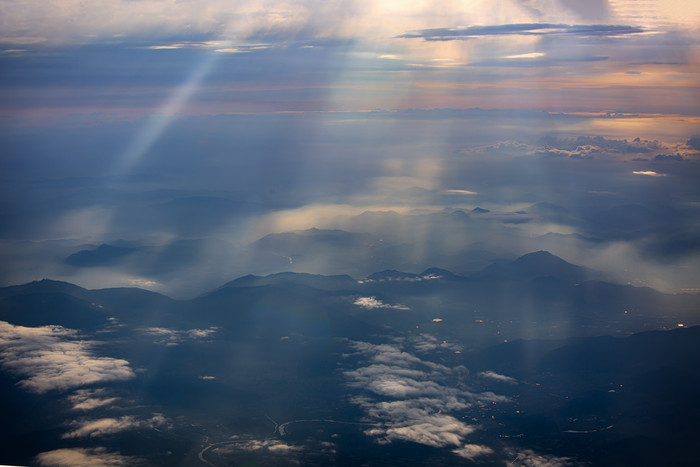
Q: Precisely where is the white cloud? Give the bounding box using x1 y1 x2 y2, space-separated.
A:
353 296 409 310
443 189 479 195
412 333 463 353
344 337 508 451
34 447 141 467
507 449 577 467
218 437 303 454
68 388 119 411
63 414 167 439
505 52 545 59
478 370 518 384
139 326 219 345
379 415 475 447
633 170 666 176
0 321 135 393
453 443 494 459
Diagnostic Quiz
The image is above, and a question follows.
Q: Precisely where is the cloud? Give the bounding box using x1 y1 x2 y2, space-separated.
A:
398 23 646 41
687 136 700 152
353 296 410 310
62 414 167 439
507 449 577 466
633 170 666 177
653 154 684 162
344 337 508 452
442 189 478 195
536 135 665 157
0 321 135 393
505 52 546 59
453 443 494 460
359 273 443 284
478 371 518 384
236 438 302 453
412 333 463 353
372 415 476 447
138 326 219 345
210 436 304 458
34 448 141 467
68 388 119 411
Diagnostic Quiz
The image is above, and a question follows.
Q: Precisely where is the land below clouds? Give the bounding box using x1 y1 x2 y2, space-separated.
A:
1 250 699 466
3 250 699 343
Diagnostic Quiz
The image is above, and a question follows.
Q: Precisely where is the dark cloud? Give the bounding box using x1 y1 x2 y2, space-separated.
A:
398 23 645 41
687 136 700 152
653 154 684 162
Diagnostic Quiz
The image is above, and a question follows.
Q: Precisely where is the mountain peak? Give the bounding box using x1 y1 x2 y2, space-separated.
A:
514 250 567 266
476 251 591 282
472 207 490 214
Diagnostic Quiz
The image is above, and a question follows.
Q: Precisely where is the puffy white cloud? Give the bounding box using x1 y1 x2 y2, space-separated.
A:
34 447 141 467
0 321 135 393
377 415 475 447
344 337 508 452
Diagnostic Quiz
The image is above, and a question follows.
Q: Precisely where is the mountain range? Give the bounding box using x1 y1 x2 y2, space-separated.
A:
0 251 698 466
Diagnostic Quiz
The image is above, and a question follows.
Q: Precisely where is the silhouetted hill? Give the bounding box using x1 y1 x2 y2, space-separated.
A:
216 272 357 291
472 207 490 214
252 228 377 251
65 244 139 266
0 279 88 299
475 250 593 281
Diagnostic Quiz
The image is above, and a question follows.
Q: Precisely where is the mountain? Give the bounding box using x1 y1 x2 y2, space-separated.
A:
0 278 88 299
474 250 594 282
0 279 178 330
64 244 139 267
0 257 699 466
217 272 358 291
252 228 378 251
3 252 697 342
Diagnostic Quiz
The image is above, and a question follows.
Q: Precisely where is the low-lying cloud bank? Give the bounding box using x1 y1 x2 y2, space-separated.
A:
343 336 504 460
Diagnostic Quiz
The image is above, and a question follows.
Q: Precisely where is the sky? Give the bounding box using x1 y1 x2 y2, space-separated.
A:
0 0 699 297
